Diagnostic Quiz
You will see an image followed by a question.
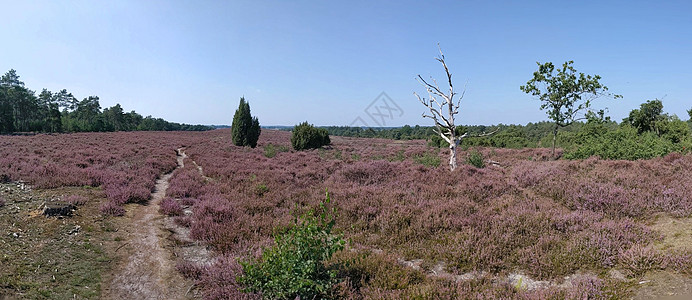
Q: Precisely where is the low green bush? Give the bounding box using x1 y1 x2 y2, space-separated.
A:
291 122 331 151
239 191 345 299
413 151 441 168
565 125 690 160
466 149 485 168
263 143 289 158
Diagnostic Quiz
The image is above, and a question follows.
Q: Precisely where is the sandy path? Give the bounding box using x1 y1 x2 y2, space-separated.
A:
103 149 191 299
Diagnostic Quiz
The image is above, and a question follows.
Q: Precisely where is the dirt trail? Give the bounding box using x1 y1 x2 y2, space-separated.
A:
103 149 192 300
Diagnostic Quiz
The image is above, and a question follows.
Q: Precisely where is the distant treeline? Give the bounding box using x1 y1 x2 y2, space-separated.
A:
0 69 212 134
323 122 576 147
325 101 692 160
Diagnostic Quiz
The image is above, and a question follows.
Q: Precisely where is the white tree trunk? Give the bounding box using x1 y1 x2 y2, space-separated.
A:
449 143 457 171
415 45 495 171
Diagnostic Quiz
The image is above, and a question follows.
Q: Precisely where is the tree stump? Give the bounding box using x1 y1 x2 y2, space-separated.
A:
44 201 75 217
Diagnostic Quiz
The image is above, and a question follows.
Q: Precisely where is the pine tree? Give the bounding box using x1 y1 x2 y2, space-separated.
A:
232 97 261 147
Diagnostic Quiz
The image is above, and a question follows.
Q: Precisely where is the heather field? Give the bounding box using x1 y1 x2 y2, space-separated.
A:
1 129 691 299
178 130 691 298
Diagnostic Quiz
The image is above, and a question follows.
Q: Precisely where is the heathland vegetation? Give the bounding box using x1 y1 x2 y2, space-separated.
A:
0 69 212 133
6 128 690 298
2 128 691 299
326 99 692 161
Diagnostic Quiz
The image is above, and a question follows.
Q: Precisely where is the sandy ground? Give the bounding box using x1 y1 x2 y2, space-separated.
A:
102 149 194 300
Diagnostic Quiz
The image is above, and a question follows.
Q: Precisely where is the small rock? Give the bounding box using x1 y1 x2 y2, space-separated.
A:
608 269 628 281
68 225 81 235
43 202 75 217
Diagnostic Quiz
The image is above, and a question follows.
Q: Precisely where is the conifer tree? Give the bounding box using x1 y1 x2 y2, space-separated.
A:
232 97 261 147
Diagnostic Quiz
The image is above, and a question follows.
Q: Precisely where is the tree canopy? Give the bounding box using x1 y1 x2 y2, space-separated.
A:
0 69 212 134
624 99 664 134
520 61 621 156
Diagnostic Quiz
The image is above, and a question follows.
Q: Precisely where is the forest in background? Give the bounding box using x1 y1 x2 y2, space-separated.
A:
0 69 212 134
325 100 692 161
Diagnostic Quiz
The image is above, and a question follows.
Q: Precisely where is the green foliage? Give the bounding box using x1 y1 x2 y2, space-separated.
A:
624 99 665 134
427 134 449 148
520 61 620 155
660 117 690 144
466 149 485 168
263 143 289 158
564 125 690 160
520 61 619 127
232 97 261 148
0 69 210 133
622 100 691 144
291 121 330 150
255 183 269 196
332 250 425 292
326 125 435 140
461 126 534 149
388 149 406 162
413 151 441 168
239 191 345 300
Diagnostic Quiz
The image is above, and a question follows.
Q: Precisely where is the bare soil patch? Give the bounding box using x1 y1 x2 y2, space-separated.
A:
101 150 195 299
629 216 692 299
651 215 692 252
0 184 113 299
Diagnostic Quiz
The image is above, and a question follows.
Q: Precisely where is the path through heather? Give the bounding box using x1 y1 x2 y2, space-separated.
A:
103 149 192 299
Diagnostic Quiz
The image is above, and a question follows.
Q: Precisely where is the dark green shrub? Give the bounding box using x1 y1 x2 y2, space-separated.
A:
255 183 269 196
239 191 345 299
388 149 406 162
466 149 485 168
413 151 441 168
232 97 261 148
263 143 289 158
461 127 534 149
291 121 330 150
564 125 689 160
660 118 690 144
427 134 449 148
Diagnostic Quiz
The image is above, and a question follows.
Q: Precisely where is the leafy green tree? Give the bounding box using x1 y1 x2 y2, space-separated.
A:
291 121 330 150
103 104 125 131
231 97 261 148
0 69 211 133
0 69 23 88
623 99 689 143
659 116 690 144
73 96 103 131
54 89 77 111
124 110 143 130
1 69 40 132
520 61 621 157
36 89 62 132
625 99 664 134
0 87 14 133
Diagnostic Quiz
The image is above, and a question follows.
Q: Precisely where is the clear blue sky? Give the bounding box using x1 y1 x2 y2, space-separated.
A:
1 0 690 126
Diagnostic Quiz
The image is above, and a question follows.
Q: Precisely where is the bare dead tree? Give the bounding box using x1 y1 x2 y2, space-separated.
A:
414 45 495 171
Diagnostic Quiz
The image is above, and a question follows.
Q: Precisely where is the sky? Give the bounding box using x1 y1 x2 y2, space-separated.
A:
1 0 691 126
